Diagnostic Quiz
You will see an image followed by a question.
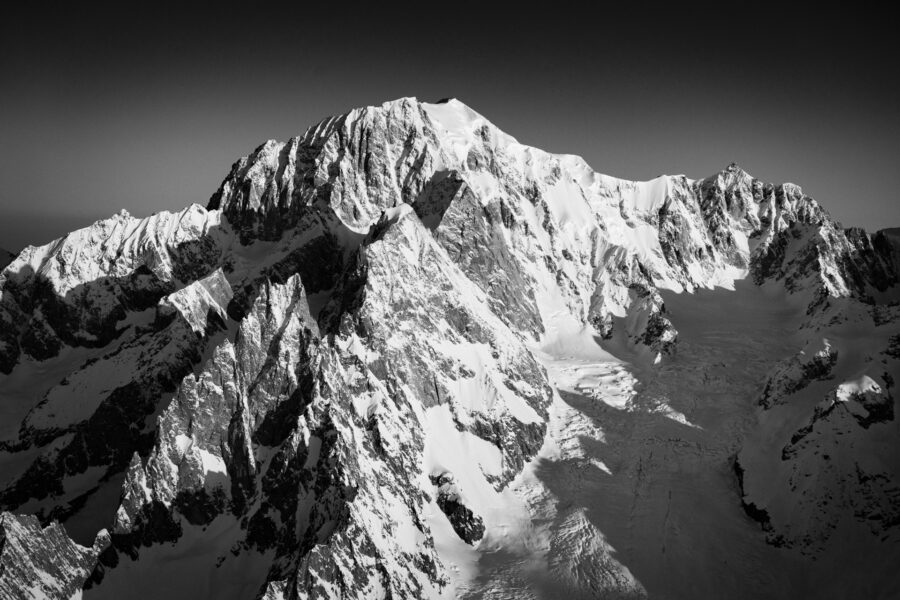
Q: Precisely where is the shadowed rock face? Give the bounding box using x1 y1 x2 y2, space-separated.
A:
0 97 898 599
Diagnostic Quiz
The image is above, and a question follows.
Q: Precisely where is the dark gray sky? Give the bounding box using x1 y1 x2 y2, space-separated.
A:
1 3 897 251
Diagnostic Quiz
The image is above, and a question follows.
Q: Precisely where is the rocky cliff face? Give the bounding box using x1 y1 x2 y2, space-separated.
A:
1 97 898 599
0 513 108 600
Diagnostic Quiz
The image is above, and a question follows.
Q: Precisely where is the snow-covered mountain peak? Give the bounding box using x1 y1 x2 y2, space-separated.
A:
2 203 221 295
710 161 754 187
1 97 899 600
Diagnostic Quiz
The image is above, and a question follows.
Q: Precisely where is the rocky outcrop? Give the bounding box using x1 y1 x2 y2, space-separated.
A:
770 376 899 552
784 377 894 462
429 472 484 544
759 338 839 408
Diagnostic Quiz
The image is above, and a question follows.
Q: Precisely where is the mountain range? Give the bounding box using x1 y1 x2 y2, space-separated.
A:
1 97 898 599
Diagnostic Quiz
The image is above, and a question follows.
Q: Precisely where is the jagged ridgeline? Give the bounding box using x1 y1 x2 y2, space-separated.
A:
1 98 898 599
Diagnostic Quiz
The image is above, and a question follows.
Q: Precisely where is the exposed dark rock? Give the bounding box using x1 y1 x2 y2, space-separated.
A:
429 473 485 544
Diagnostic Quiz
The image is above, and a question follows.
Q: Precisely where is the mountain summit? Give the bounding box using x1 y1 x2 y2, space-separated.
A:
1 97 898 599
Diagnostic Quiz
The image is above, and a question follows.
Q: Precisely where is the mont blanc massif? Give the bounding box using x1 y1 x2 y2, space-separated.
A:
0 98 898 600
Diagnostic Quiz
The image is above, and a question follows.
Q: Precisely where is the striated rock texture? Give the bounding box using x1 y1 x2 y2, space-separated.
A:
0 513 109 599
0 97 898 598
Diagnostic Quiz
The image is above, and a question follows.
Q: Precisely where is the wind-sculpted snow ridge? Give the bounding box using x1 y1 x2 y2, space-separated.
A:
0 97 898 599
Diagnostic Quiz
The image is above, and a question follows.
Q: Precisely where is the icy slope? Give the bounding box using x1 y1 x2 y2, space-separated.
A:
0 97 898 599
